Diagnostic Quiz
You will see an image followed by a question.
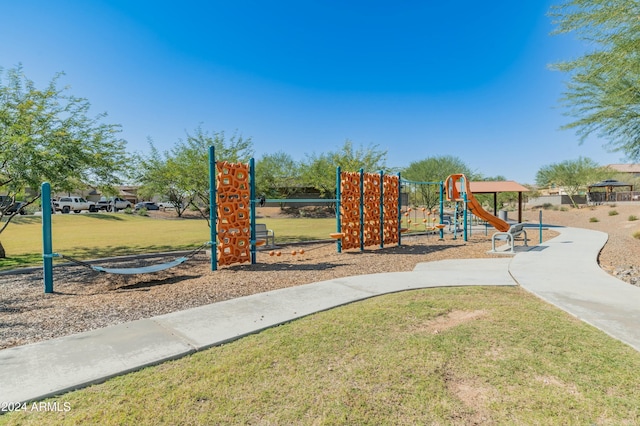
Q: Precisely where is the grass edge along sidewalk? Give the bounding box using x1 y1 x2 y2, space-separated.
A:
2 286 639 425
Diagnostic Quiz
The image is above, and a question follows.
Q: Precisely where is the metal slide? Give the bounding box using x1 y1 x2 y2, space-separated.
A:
445 174 510 232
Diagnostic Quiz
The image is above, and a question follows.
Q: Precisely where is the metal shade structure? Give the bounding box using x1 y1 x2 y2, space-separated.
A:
469 181 530 223
588 179 634 192
453 180 530 223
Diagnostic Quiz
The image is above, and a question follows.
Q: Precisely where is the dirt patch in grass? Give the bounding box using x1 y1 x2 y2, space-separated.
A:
447 376 496 423
420 310 488 335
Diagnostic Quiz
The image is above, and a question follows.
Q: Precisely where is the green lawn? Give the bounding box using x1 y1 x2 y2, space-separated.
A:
2 287 639 425
0 214 336 271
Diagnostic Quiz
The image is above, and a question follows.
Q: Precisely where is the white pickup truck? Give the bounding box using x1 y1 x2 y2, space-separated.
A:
96 197 132 212
54 196 98 214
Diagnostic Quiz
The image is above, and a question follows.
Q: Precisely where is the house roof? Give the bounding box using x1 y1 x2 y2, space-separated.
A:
468 181 530 193
606 164 640 173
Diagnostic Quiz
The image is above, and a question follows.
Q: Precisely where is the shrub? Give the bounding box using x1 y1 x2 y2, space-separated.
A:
634 231 640 240
609 210 619 216
589 217 599 223
629 215 638 221
137 207 148 217
560 206 569 212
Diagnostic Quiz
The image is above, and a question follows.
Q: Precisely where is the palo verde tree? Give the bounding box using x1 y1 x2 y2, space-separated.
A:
133 140 194 217
535 156 609 208
402 156 475 210
136 127 253 226
550 0 640 158
0 66 128 258
254 151 301 199
300 139 388 198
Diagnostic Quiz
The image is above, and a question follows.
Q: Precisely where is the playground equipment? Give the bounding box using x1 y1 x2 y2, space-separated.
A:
331 168 404 251
41 182 211 293
212 157 254 268
331 171 446 250
445 173 509 233
399 179 445 239
445 173 530 251
40 150 449 293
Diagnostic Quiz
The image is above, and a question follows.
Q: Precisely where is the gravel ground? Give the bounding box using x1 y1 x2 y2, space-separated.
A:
1 203 639 350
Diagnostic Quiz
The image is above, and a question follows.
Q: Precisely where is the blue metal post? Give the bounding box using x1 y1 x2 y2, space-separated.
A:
397 172 402 246
539 209 543 244
468 201 473 238
452 202 458 240
208 146 217 271
463 196 468 242
42 182 54 293
359 168 364 252
249 158 257 264
336 166 342 253
439 181 444 240
379 170 384 248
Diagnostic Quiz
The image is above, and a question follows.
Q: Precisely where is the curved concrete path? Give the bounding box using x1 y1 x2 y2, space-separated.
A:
511 226 640 352
1 226 639 405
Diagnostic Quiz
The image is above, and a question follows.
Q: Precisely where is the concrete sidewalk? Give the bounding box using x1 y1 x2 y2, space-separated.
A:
511 227 640 352
1 226 639 405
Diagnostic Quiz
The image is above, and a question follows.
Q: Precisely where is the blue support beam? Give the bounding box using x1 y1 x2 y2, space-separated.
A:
42 182 54 293
208 146 217 271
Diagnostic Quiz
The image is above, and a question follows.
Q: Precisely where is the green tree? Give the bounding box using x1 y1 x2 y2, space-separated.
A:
133 141 193 217
0 66 128 257
135 127 253 226
550 0 640 158
402 156 475 209
535 157 609 207
301 139 388 198
254 151 301 199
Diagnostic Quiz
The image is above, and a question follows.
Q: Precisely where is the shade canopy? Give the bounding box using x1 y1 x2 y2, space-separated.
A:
453 180 529 223
588 179 634 192
469 181 530 194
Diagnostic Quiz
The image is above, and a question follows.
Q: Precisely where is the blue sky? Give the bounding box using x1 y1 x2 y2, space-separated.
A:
1 1 628 184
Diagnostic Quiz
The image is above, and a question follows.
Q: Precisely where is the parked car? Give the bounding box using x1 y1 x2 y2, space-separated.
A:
96 197 132 212
54 196 98 214
157 201 179 210
135 201 160 211
0 196 27 215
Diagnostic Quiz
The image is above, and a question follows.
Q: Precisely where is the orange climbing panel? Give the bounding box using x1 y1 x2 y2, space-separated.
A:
216 161 251 266
383 174 399 245
339 171 362 250
363 172 382 247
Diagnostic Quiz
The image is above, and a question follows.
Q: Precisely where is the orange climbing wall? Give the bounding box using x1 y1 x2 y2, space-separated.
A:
383 174 399 245
216 161 251 266
363 172 381 247
340 171 361 250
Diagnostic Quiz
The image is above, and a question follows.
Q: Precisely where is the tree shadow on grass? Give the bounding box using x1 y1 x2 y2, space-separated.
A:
5 216 42 225
66 244 201 260
0 254 42 271
78 213 127 221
